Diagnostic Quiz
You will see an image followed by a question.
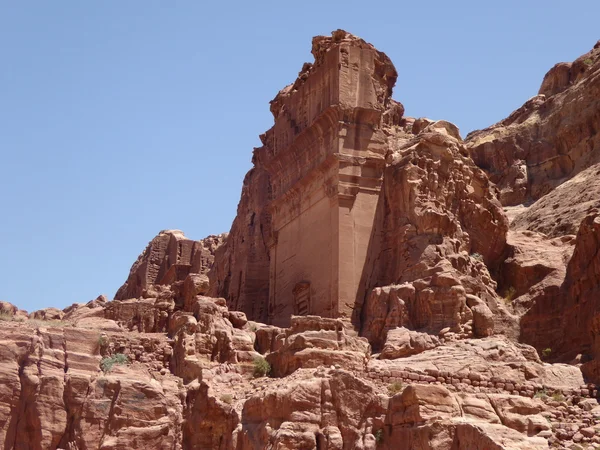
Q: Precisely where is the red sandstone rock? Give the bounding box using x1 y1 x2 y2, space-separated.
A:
511 163 600 238
210 30 401 327
467 42 600 206
266 316 370 377
211 31 512 352
359 120 512 347
116 229 225 301
379 327 439 359
3 31 600 450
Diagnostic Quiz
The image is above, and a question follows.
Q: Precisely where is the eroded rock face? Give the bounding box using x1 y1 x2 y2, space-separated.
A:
266 315 370 377
210 32 513 355
116 230 225 301
210 30 403 327
359 120 513 348
379 327 440 360
467 42 600 206
2 302 595 450
511 163 600 237
207 167 272 323
566 214 600 379
5 32 600 450
462 40 600 386
0 321 182 450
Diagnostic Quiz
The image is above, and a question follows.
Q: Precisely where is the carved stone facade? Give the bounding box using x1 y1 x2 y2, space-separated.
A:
251 32 396 326
209 31 398 327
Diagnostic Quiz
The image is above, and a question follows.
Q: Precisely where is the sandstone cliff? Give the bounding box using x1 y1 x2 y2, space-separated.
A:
3 31 600 450
464 41 600 377
209 31 513 350
466 40 600 207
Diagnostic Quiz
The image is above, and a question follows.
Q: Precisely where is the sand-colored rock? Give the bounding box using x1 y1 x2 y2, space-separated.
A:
379 327 439 359
267 316 370 377
511 163 600 237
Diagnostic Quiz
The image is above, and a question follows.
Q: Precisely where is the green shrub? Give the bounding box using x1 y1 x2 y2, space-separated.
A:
388 381 404 395
0 310 13 321
584 58 593 66
470 252 483 262
551 391 565 402
374 429 384 444
503 287 516 302
534 388 548 399
100 353 129 372
253 357 271 378
542 348 552 359
220 394 233 404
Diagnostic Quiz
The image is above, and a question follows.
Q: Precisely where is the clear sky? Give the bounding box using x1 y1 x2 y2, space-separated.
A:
1 1 598 312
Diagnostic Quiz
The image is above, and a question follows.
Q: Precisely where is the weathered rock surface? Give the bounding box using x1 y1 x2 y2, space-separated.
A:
359 120 513 348
5 32 600 450
467 41 600 206
379 327 439 359
464 40 600 390
210 30 403 327
116 230 225 301
2 304 597 449
511 163 600 237
267 315 370 377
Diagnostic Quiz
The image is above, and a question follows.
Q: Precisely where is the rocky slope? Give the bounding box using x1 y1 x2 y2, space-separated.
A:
0 298 597 449
465 40 600 377
2 31 600 449
466 40 600 207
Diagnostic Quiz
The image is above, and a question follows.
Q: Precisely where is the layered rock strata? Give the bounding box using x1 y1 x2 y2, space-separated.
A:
3 31 600 450
116 230 225 301
466 41 600 206
211 30 400 327
0 300 596 449
210 31 511 343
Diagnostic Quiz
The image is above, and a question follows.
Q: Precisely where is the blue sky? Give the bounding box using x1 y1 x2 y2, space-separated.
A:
1 1 598 312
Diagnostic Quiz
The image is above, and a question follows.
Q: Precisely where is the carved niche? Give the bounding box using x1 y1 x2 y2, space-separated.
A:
292 281 311 316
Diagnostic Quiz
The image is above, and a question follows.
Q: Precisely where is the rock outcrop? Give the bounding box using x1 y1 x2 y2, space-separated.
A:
116 230 225 302
210 31 513 358
4 31 600 450
3 293 599 449
511 163 600 237
210 30 402 327
359 119 512 349
463 40 600 381
466 41 600 206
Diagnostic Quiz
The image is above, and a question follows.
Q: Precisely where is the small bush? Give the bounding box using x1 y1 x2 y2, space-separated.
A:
220 394 233 404
388 381 404 395
551 391 565 402
253 356 271 378
584 58 593 66
503 287 516 303
542 348 552 360
534 388 548 399
97 335 108 347
470 252 483 262
100 353 128 372
0 310 13 321
374 429 384 444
